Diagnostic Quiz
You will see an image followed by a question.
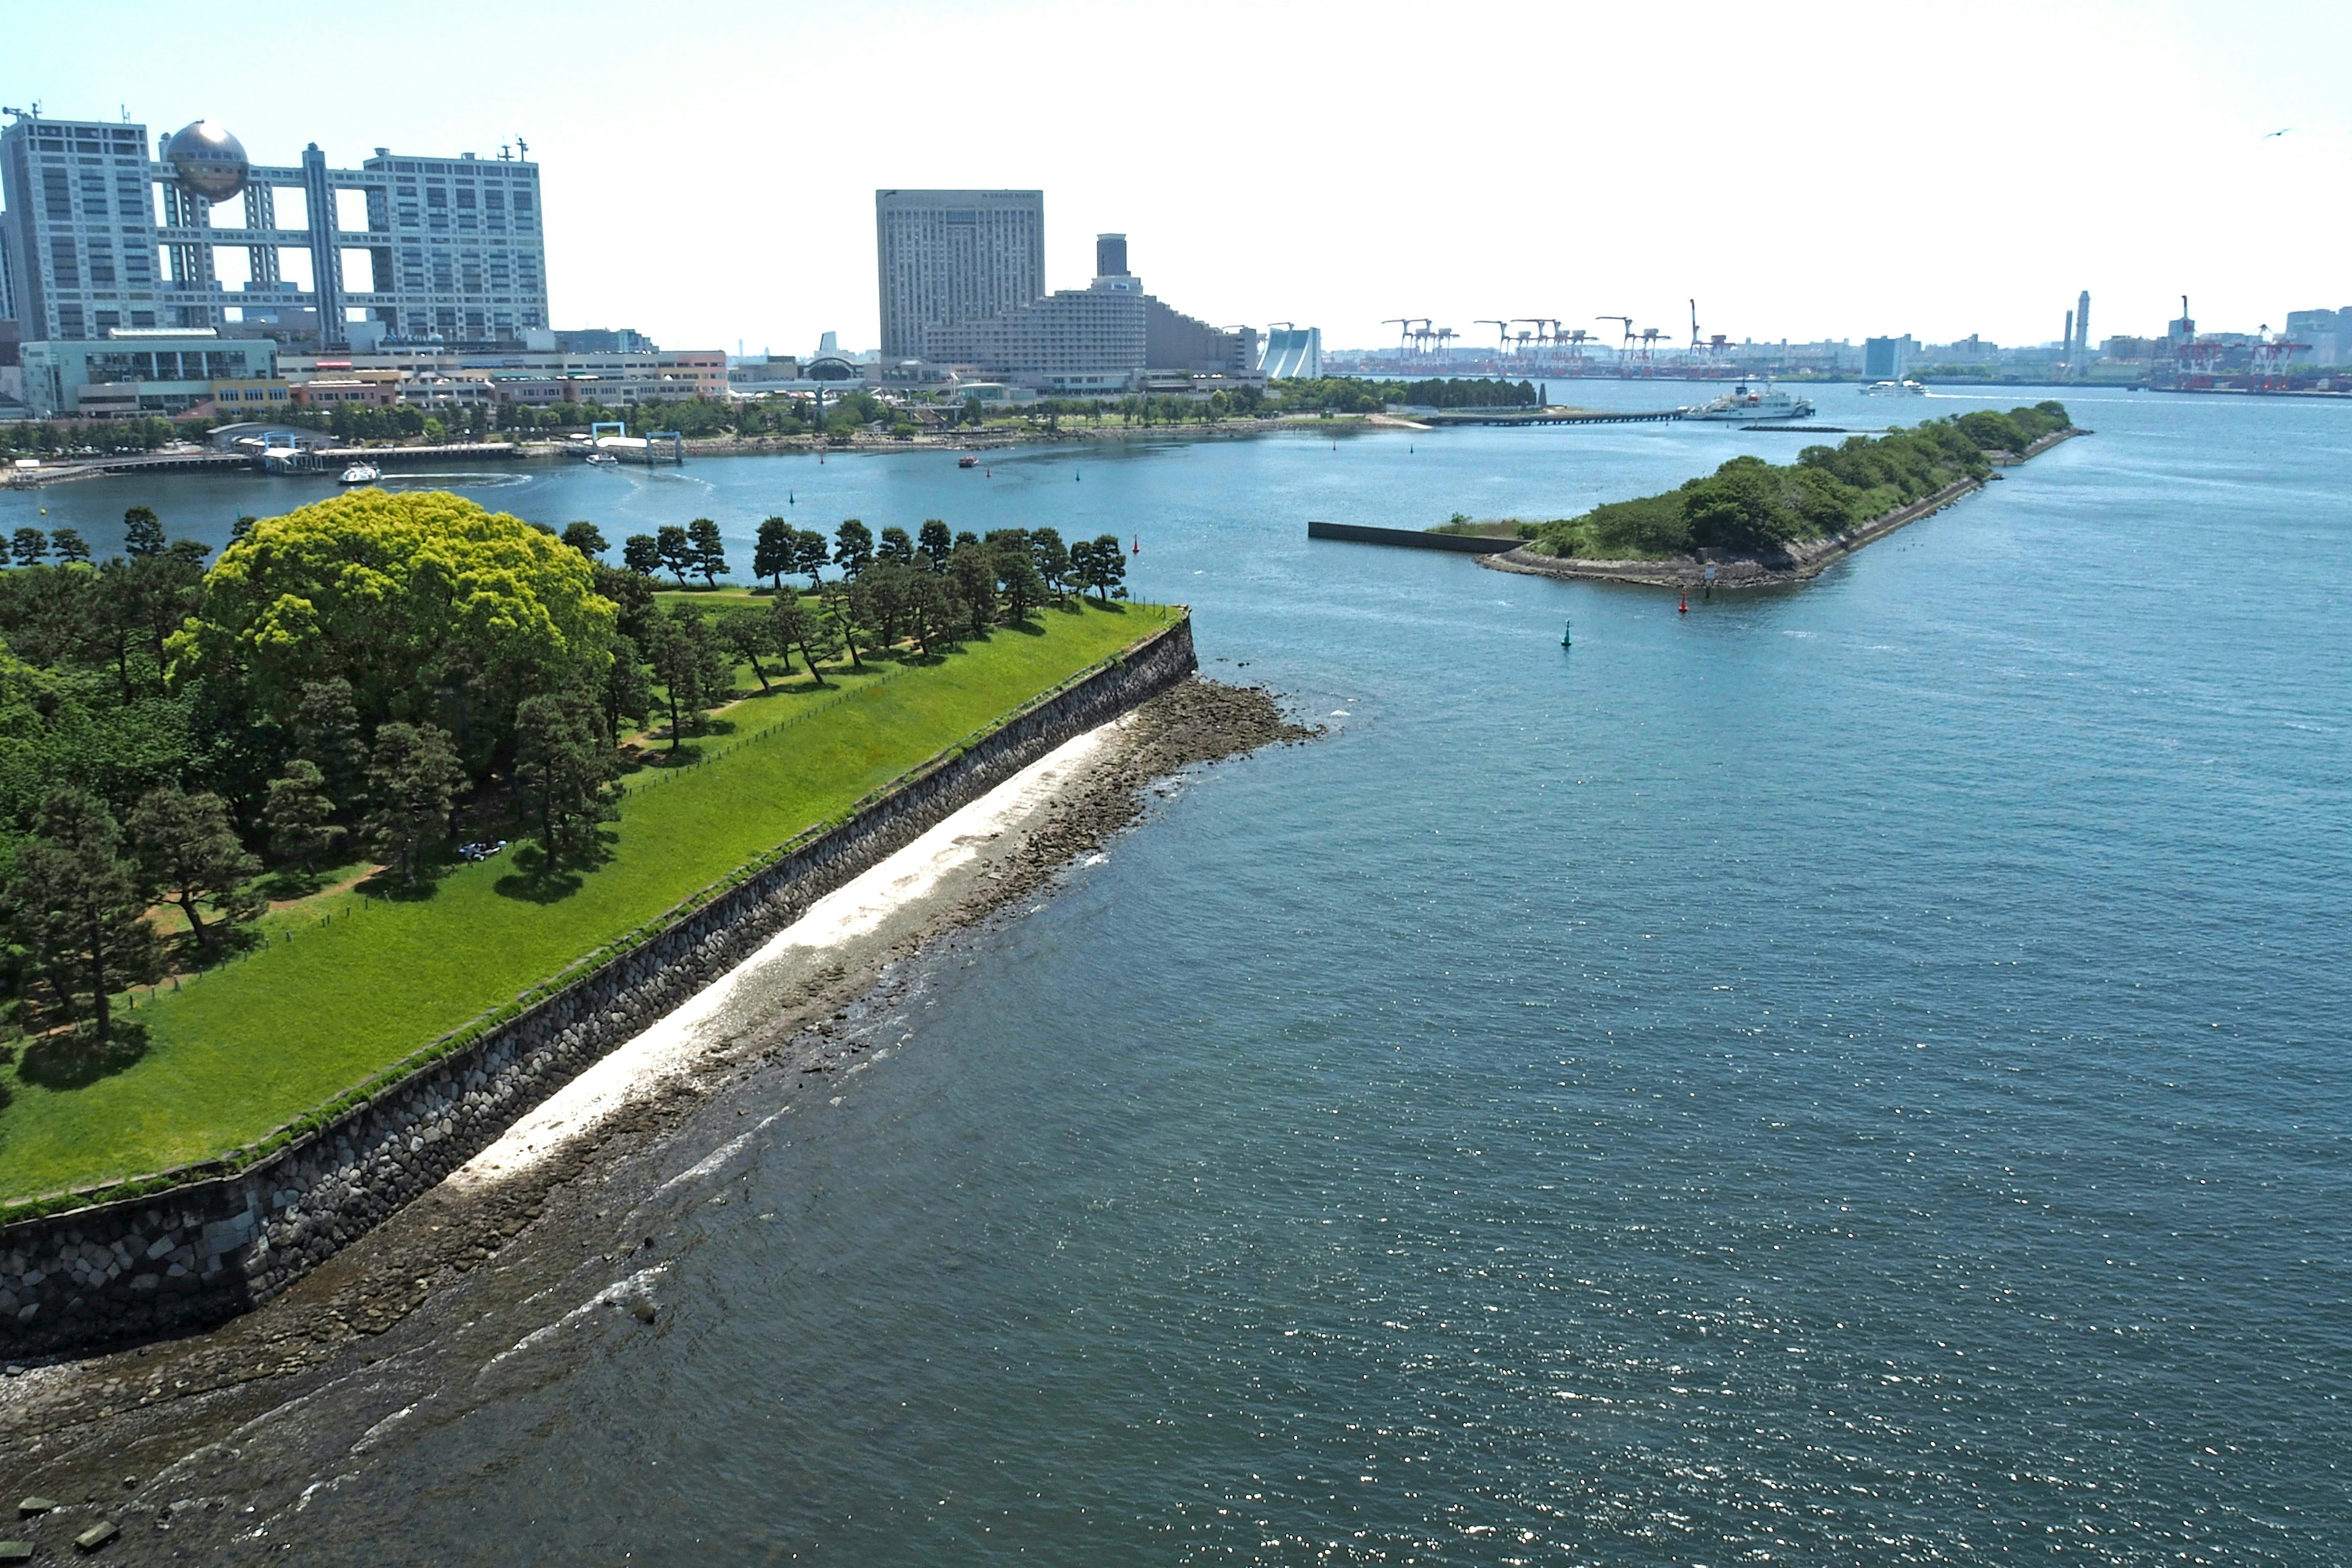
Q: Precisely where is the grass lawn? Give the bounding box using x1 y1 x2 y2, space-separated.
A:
0 600 1175 1202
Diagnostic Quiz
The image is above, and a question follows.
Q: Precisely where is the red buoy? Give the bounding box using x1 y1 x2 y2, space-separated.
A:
1678 593 1689 615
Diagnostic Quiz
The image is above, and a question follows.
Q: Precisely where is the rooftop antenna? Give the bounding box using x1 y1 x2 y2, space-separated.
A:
514 135 529 158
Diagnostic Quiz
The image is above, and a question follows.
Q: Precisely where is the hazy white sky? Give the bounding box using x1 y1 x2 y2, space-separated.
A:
10 1 2348 353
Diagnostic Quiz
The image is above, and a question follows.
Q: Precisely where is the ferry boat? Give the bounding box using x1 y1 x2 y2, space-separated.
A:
337 461 382 485
1685 382 1815 421
1860 379 1928 397
957 454 979 469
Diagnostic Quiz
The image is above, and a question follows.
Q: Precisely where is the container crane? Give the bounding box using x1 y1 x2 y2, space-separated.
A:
1476 320 1512 361
1597 315 1634 374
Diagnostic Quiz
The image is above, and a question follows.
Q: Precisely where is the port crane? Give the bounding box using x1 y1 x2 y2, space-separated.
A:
1476 320 1512 360
1381 318 1427 357
1596 315 1634 374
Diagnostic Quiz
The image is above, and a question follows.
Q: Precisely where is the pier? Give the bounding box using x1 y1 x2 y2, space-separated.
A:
1415 407 1683 427
1307 521 1524 554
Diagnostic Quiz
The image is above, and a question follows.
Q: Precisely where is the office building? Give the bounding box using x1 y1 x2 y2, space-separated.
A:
1863 335 1915 379
0 108 549 350
874 189 1044 361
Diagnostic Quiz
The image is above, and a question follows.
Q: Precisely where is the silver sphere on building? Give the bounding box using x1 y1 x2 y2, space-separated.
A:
165 120 249 202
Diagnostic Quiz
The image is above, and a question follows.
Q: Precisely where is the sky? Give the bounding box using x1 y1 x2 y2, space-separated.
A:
8 0 2349 355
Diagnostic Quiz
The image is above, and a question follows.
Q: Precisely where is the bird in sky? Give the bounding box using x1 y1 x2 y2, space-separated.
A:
2263 127 2293 138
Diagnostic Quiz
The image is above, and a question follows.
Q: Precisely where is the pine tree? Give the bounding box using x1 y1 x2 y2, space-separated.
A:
49 528 91 565
876 526 915 567
832 519 875 579
562 521 609 559
265 758 345 876
644 606 731 751
753 516 793 588
121 506 167 559
792 529 831 588
655 525 695 586
1 791 161 1041
622 533 662 577
127 785 263 952
949 543 998 637
601 633 654 744
363 722 466 884
293 676 369 813
10 527 47 567
770 596 837 687
918 519 954 570
687 518 728 587
514 690 619 869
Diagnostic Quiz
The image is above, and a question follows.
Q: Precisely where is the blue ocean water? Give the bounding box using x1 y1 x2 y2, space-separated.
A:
12 387 2348 1561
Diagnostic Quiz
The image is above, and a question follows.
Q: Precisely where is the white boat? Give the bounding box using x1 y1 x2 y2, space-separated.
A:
1860 379 1927 396
586 451 620 467
338 462 382 485
1685 381 1815 421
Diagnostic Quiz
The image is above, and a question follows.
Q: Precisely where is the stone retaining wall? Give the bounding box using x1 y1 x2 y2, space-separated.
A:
0 616 1196 1360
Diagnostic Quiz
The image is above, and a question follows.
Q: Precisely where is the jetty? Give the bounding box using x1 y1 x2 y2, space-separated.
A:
1307 521 1523 555
1415 407 1683 428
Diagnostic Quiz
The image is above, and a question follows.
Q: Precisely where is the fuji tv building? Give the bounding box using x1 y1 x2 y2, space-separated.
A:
0 108 549 351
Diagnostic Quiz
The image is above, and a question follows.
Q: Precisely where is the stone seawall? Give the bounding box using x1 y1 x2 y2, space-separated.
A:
0 617 1197 1360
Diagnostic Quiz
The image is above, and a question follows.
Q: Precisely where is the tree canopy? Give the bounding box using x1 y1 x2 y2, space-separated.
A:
174 491 616 777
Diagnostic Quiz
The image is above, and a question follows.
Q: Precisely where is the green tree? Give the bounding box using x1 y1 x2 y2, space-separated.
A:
948 543 998 638
833 518 875 578
908 571 962 657
562 521 609 559
687 518 728 587
293 676 369 815
513 689 619 869
720 606 780 690
996 539 1047 625
1030 527 1071 603
363 721 466 885
656 524 695 585
917 519 953 569
126 784 263 952
818 582 868 671
593 561 656 644
176 492 615 783
622 533 662 577
791 527 831 588
876 526 915 567
2 790 160 1041
265 758 345 876
769 595 837 687
644 605 731 752
10 528 48 567
753 516 794 588
600 632 654 744
121 506 167 558
49 528 90 565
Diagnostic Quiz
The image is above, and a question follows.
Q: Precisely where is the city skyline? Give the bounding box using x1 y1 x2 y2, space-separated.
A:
3 1 2349 354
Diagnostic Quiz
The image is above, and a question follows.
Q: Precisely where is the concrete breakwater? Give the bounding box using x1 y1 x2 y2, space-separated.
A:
0 617 1197 1360
1479 429 2085 590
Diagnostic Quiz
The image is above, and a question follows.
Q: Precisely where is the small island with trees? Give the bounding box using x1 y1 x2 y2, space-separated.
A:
0 489 1162 1211
1471 402 2080 589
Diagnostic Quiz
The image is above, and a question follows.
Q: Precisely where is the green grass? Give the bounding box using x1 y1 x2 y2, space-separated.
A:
0 600 1175 1202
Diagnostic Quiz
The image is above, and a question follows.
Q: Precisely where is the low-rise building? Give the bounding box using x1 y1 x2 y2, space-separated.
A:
18 329 277 418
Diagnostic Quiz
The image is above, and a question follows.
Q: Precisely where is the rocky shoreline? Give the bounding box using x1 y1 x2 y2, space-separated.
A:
0 678 1312 1558
1477 428 2084 590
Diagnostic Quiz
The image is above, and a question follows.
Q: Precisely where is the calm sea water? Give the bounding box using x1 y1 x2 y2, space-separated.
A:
10 386 2350 1562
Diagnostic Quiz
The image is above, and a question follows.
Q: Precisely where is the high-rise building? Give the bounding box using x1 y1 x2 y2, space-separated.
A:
919 234 1255 393
1864 335 1913 379
2075 290 2092 364
874 189 1044 361
0 110 549 349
